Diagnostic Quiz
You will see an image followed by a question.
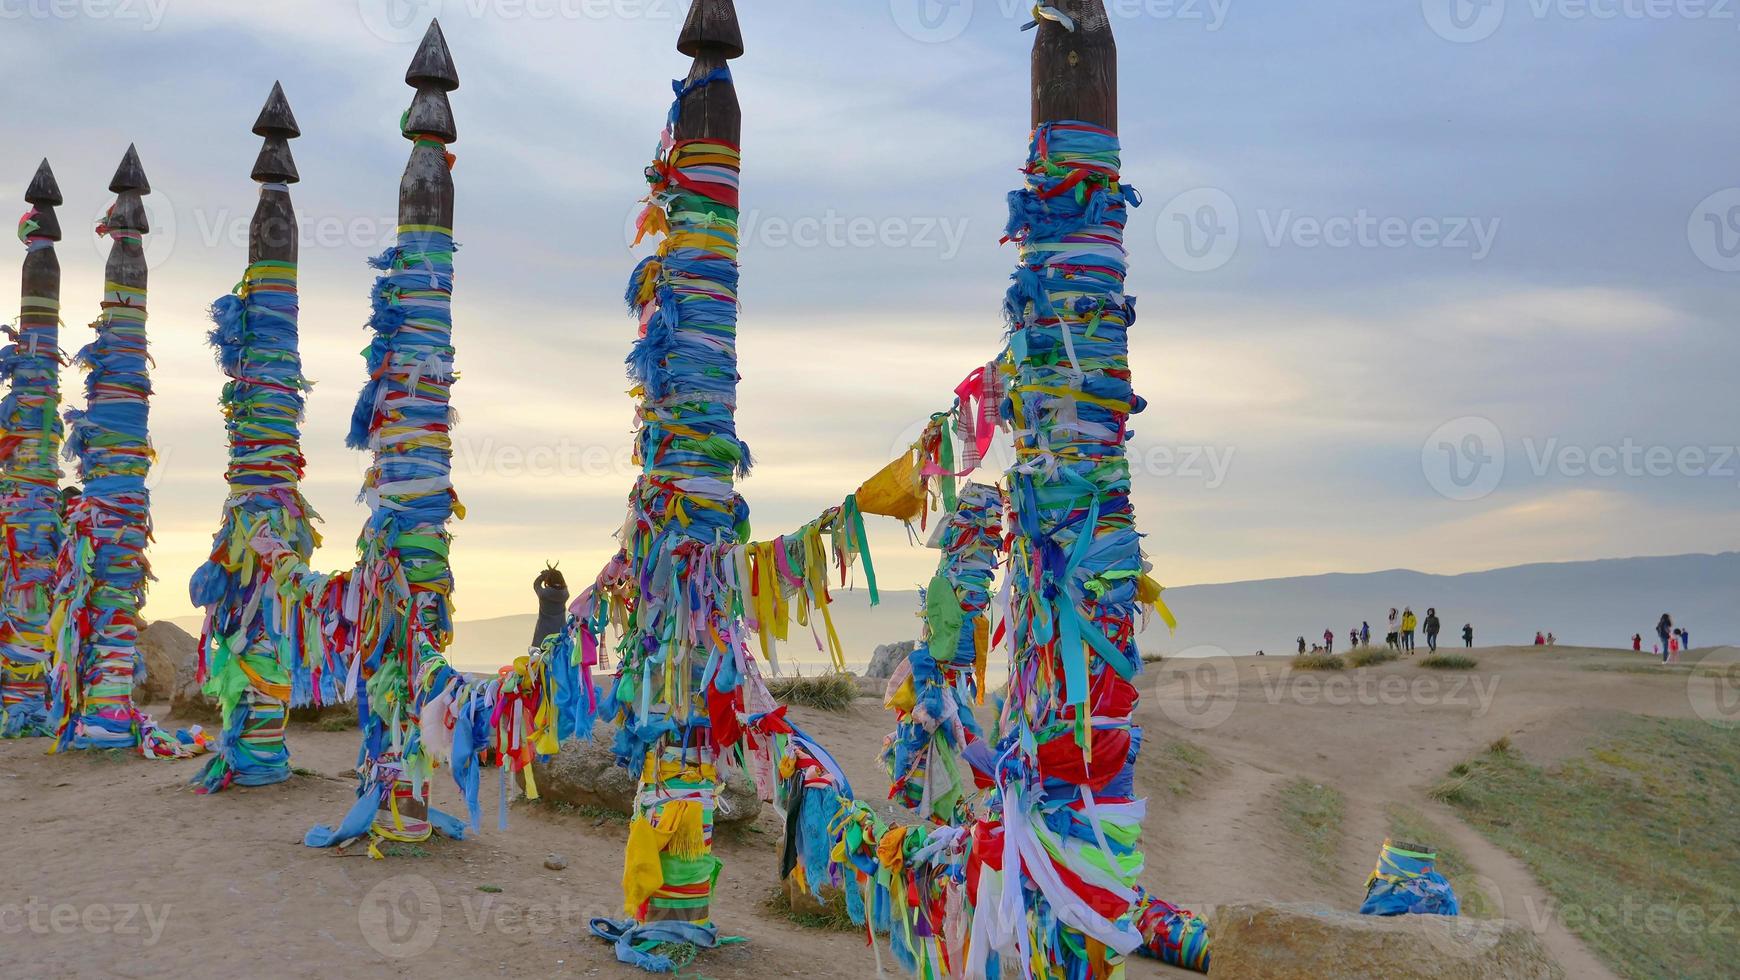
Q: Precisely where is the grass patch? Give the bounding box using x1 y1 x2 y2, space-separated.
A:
544 799 631 823
1436 716 1740 979
1384 804 1498 918
1278 778 1346 880
1348 647 1400 668
1152 736 1220 798
1293 653 1345 671
764 886 858 933
378 843 431 859
767 673 859 713
1420 653 1478 670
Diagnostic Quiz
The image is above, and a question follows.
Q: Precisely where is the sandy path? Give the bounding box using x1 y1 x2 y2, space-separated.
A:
3 645 1715 978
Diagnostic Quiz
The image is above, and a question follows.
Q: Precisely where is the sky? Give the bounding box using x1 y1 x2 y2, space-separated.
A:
0 0 1736 628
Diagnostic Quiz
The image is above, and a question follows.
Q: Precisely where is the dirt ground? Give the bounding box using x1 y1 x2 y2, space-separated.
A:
2 644 1729 978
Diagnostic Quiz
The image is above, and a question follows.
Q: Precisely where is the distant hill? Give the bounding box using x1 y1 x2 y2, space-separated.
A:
1144 551 1739 658
173 552 1740 673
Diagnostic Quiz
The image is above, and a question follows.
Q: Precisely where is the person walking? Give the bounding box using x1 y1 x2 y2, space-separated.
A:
1424 607 1441 653
1350 628 1359 650
1656 613 1673 664
1361 621 1371 648
1298 635 1307 656
1632 632 1642 652
531 565 570 648
1401 607 1417 654
1324 628 1335 654
1462 622 1473 648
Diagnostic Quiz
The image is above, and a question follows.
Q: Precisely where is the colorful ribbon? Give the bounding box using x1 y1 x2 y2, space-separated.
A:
0 218 64 738
188 253 322 791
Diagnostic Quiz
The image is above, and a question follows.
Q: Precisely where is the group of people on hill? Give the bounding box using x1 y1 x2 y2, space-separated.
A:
1632 612 1690 663
1532 631 1556 646
1296 605 1472 656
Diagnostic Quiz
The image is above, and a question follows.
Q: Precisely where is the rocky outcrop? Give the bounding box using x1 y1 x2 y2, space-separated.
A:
524 723 762 827
137 620 201 710
1206 902 1561 980
865 640 915 680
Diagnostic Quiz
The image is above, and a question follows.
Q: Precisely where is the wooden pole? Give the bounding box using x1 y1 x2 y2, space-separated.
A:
250 80 301 263
674 0 743 143
189 82 313 790
56 145 155 750
994 1 1148 973
0 160 65 739
356 17 458 841
613 0 744 936
1031 0 1117 129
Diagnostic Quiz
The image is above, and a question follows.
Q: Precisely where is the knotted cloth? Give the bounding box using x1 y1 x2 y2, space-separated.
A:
48 200 182 757
881 482 1001 825
188 251 322 791
305 210 463 852
977 119 1150 978
601 65 748 954
0 219 64 739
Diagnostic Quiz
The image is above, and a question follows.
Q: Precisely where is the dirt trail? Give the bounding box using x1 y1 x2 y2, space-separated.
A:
2 644 1711 977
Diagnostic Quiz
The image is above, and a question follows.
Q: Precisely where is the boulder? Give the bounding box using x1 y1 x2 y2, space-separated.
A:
523 723 764 828
137 620 202 711
1206 902 1561 980
146 620 350 725
865 640 915 680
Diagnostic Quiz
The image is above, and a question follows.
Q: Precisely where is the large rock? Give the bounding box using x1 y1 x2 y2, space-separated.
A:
524 723 763 827
1207 902 1561 980
138 620 201 710
146 619 349 725
865 640 915 680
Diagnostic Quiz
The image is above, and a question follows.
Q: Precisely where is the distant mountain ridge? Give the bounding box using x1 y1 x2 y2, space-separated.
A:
172 551 1740 672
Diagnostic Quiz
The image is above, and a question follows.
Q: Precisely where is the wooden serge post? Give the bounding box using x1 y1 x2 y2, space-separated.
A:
54 145 156 751
345 18 461 848
609 0 746 944
0 160 66 739
189 81 315 791
989 1 1152 974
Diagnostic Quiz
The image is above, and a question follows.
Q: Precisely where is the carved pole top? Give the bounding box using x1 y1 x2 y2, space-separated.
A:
253 80 301 139
25 158 62 207
406 19 460 91
1031 0 1117 130
252 81 302 184
109 144 150 195
678 0 744 59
